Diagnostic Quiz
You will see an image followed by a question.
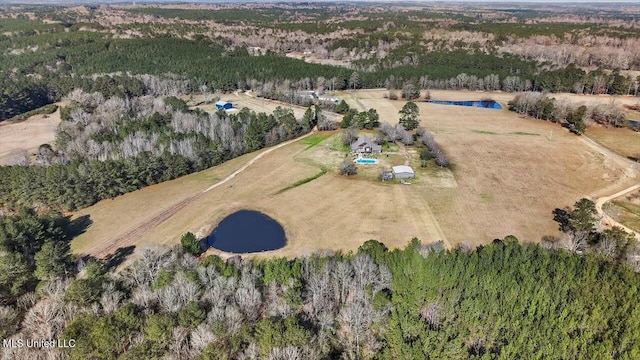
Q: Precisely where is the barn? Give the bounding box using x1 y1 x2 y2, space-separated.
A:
215 100 233 110
392 165 415 179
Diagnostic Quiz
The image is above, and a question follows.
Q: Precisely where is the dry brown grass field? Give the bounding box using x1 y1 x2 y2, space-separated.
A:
335 89 639 245
586 126 640 160
186 92 308 119
71 131 447 259
71 89 640 260
0 106 61 165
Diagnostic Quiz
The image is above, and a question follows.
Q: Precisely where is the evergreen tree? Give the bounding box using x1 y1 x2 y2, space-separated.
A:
180 232 202 256
349 72 361 90
34 240 71 281
399 101 420 130
335 100 351 114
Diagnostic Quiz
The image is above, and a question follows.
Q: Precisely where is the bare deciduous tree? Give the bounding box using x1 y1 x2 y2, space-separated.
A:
559 231 588 253
190 324 216 353
166 326 191 360
332 261 353 305
265 282 291 318
338 287 383 359
131 285 158 314
21 299 65 340
420 301 442 330
267 346 303 360
224 305 244 335
235 270 262 322
100 282 124 314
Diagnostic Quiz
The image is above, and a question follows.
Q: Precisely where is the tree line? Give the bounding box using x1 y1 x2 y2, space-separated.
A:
0 92 316 211
2 221 640 359
508 92 628 134
3 21 639 123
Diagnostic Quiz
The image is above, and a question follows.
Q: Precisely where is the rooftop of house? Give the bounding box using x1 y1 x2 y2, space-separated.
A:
351 135 381 151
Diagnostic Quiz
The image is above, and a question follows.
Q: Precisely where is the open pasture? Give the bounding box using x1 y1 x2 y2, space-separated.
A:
72 89 639 258
71 131 448 259
189 92 308 119
333 89 639 245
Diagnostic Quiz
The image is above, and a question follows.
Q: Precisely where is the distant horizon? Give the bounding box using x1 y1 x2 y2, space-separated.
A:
2 0 640 4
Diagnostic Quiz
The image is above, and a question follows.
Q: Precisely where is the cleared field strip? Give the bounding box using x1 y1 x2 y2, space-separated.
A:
0 105 62 165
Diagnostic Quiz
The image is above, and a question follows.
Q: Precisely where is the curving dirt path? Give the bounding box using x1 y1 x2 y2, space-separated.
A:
96 130 316 258
595 184 640 240
579 135 640 239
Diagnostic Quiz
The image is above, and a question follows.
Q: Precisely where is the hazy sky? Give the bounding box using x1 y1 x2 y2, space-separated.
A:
2 0 640 3
1 0 639 4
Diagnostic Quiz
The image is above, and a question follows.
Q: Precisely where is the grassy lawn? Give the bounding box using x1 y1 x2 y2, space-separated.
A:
511 131 540 136
299 132 332 150
606 190 640 233
69 90 640 259
472 129 540 136
382 142 400 152
472 129 499 135
586 126 640 160
7 104 58 123
328 134 350 153
275 168 327 194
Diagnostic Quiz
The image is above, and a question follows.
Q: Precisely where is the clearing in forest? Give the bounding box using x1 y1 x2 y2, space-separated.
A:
0 107 62 165
71 130 448 259
71 89 639 258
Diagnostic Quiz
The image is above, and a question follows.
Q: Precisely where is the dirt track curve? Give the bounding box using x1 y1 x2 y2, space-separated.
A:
579 135 640 240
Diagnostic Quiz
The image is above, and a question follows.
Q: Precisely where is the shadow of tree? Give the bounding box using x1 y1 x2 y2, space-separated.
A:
103 246 136 271
552 208 571 233
66 214 93 239
199 236 210 251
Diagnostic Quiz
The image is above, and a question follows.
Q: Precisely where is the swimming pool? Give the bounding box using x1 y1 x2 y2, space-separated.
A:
426 100 502 110
355 158 378 164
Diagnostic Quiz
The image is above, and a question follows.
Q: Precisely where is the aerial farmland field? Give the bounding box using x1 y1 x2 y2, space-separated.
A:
71 89 639 257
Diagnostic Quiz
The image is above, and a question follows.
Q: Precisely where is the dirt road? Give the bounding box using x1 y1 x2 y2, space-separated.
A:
580 135 640 239
595 184 640 240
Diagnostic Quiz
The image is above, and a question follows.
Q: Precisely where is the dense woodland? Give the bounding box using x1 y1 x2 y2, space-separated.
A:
1 199 640 359
2 3 640 121
0 92 317 211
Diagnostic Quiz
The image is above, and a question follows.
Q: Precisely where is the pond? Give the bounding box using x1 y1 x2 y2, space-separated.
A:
426 100 502 109
207 210 286 253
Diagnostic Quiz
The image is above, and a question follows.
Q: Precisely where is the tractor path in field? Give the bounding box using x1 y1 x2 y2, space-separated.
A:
96 129 317 259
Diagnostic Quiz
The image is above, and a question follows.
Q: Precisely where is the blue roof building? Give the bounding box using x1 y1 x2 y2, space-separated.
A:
215 100 233 110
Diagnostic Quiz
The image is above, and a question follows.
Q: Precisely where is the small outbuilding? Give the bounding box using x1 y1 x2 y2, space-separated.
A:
392 165 415 179
215 100 233 110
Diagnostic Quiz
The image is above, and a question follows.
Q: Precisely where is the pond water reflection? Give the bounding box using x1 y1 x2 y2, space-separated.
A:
207 210 286 253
